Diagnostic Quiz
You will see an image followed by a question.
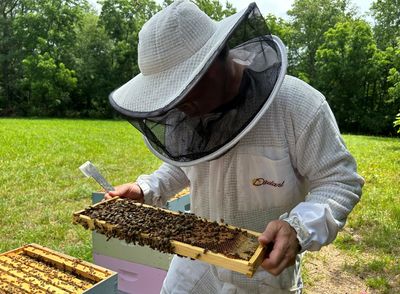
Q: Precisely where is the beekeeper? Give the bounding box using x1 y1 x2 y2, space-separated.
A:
105 0 364 293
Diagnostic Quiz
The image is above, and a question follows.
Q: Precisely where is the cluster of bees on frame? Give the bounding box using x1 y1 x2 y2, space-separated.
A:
78 199 258 260
0 253 96 293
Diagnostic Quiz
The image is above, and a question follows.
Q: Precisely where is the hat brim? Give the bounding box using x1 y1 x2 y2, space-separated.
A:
109 4 255 118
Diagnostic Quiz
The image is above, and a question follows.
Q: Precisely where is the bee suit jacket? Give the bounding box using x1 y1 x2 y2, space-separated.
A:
136 75 364 293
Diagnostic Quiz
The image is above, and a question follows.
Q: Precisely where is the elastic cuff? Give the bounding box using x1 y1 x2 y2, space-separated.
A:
136 179 153 205
280 212 310 253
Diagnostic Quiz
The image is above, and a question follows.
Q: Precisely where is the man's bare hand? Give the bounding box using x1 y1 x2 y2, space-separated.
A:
258 220 300 276
104 183 144 202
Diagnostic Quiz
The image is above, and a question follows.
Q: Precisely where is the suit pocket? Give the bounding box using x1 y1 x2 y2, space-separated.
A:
235 147 303 211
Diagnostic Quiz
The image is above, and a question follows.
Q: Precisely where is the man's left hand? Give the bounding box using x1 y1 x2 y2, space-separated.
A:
258 220 300 276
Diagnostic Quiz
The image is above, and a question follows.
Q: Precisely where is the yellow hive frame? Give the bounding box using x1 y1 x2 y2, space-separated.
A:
0 243 116 293
73 197 266 278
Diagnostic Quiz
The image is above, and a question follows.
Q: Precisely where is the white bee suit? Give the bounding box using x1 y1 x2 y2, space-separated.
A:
136 75 364 293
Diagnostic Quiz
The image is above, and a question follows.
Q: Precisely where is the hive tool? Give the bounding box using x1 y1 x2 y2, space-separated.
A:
79 161 115 192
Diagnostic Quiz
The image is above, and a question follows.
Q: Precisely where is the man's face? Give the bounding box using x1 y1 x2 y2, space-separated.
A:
177 58 229 117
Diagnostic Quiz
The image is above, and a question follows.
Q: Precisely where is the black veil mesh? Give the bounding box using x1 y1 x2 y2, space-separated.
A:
129 5 283 165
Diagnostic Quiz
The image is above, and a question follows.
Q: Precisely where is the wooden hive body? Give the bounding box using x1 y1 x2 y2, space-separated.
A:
0 243 117 293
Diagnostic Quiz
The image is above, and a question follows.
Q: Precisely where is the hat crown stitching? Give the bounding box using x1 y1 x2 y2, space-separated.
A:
138 0 216 75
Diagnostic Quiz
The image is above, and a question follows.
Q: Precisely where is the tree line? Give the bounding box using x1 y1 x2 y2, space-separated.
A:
0 0 399 135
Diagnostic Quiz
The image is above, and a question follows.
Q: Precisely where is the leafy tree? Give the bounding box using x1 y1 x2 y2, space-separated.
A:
371 0 400 49
387 38 400 101
21 52 77 116
1 0 89 116
316 20 379 132
316 19 400 134
387 39 400 133
162 0 236 20
265 14 291 45
72 12 114 117
192 0 236 20
265 14 294 72
14 0 89 69
0 0 22 115
287 0 354 84
99 0 161 88
388 68 400 101
0 0 398 136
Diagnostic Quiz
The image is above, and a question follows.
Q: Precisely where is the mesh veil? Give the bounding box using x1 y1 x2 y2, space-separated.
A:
126 5 285 166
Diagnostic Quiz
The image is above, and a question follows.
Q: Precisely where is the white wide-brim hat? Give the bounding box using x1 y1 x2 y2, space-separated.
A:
109 0 258 117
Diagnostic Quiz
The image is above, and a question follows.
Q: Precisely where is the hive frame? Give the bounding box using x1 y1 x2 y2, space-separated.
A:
73 197 266 277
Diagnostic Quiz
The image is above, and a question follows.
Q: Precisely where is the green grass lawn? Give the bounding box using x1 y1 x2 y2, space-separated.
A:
333 135 400 292
0 118 162 260
1 118 399 292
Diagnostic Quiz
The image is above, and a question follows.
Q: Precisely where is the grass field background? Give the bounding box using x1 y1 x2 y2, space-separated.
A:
0 118 399 292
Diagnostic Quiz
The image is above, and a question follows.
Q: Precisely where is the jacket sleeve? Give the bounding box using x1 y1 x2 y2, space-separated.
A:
136 162 190 207
282 98 364 252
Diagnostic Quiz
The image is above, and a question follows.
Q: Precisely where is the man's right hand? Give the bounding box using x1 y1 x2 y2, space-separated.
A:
104 183 144 202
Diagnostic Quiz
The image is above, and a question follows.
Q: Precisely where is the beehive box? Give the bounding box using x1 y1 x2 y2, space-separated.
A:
0 243 117 293
91 192 170 294
165 193 191 213
92 192 173 270
73 197 266 278
91 191 190 271
91 189 190 293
